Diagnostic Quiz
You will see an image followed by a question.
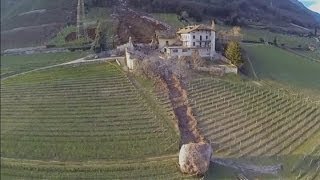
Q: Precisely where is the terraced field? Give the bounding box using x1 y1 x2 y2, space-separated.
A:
0 62 187 179
1 52 87 78
188 78 320 179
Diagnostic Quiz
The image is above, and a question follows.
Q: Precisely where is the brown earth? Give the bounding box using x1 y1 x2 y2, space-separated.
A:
161 71 204 145
65 28 97 42
116 8 167 44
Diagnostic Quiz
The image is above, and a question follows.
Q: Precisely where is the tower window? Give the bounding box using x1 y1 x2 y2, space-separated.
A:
193 35 195 39
193 42 196 46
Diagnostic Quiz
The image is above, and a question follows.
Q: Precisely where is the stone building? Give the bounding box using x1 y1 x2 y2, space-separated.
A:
155 29 178 50
160 21 216 58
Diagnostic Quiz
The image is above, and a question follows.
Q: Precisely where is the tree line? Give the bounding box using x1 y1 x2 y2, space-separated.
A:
128 0 232 22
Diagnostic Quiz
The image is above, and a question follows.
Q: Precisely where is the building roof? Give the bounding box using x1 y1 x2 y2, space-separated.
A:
177 24 215 34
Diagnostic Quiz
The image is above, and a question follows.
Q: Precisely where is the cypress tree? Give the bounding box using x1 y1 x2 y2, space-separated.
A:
225 41 242 66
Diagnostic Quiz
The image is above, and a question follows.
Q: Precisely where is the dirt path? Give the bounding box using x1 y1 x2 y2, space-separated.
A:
163 72 203 145
246 56 259 79
212 158 282 175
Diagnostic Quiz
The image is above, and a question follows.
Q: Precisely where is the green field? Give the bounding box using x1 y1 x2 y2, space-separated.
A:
188 78 320 179
48 26 89 47
152 13 185 29
293 50 320 61
242 44 320 92
1 52 87 78
242 28 317 49
0 62 189 179
49 7 115 48
1 0 71 21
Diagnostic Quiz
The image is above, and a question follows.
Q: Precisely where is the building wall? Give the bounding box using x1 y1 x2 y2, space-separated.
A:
210 32 216 57
125 49 137 70
180 31 212 48
167 48 192 57
158 38 176 49
166 48 211 58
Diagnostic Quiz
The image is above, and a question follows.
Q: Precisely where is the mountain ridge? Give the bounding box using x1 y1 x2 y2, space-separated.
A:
130 0 319 27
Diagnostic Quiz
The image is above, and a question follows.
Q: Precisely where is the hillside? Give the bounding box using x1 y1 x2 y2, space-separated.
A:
1 0 77 50
128 0 320 31
2 0 319 50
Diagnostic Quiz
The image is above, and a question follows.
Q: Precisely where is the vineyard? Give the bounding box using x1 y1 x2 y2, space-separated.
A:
188 78 320 179
0 62 188 179
1 52 87 78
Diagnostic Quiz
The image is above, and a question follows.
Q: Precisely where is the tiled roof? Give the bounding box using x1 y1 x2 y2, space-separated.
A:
177 24 214 34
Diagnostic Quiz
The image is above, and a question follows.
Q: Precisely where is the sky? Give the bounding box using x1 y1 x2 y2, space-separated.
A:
299 0 320 13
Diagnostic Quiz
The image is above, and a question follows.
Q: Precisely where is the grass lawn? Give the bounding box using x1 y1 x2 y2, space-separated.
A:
293 50 320 61
1 62 186 179
242 28 317 49
152 13 185 29
1 52 87 78
242 44 320 91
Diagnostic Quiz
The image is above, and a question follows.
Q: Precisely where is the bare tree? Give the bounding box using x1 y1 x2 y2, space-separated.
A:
192 50 205 68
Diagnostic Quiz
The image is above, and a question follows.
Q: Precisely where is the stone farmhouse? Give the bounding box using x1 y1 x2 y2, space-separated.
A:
156 21 216 58
124 20 237 74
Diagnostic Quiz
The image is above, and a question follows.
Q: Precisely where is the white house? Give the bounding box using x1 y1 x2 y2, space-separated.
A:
162 21 216 58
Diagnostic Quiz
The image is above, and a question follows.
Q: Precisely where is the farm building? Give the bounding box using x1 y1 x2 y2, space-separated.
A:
156 30 178 49
159 21 216 58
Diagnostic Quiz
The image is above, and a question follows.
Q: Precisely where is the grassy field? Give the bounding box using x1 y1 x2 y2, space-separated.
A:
242 28 317 49
0 62 188 179
48 7 115 48
293 50 320 61
242 44 320 92
1 0 72 21
48 26 88 47
1 52 87 78
212 24 317 49
188 78 320 179
152 13 185 29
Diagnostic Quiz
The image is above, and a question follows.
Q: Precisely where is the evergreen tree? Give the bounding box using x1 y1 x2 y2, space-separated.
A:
273 36 278 46
225 41 242 66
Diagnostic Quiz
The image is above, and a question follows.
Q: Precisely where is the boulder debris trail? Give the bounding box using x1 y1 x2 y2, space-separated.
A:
162 71 204 145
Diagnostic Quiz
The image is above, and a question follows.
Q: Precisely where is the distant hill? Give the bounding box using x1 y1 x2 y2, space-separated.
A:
128 0 319 30
1 0 77 50
1 0 319 50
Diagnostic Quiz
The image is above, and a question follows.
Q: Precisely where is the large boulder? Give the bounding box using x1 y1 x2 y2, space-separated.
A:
179 142 213 175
